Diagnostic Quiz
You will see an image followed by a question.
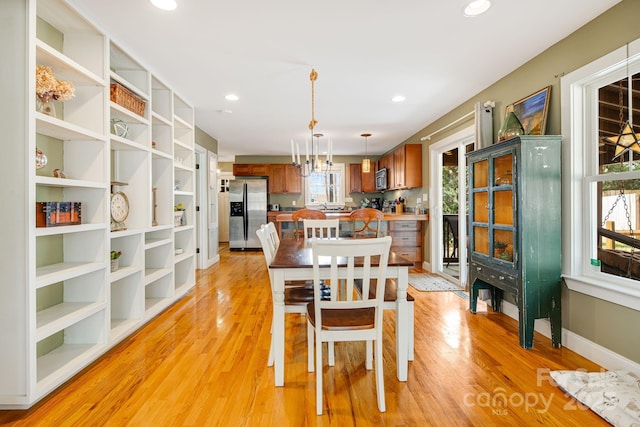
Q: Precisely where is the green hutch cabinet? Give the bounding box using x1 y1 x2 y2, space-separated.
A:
467 135 562 349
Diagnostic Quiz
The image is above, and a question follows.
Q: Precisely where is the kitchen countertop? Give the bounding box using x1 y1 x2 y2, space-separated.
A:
271 211 429 221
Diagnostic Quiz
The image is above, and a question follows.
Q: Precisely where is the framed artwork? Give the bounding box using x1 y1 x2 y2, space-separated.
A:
505 86 551 135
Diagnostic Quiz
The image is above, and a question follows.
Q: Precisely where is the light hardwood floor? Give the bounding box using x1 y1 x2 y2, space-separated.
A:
0 245 607 426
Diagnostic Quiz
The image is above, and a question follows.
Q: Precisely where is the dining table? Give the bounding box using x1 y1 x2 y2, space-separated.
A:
269 237 413 386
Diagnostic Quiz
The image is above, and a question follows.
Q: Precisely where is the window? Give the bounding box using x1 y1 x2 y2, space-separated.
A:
592 74 640 282
304 163 345 208
562 39 640 310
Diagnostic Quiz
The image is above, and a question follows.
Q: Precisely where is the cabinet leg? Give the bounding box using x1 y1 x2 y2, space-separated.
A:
549 296 562 348
470 280 479 314
490 287 502 312
519 310 535 349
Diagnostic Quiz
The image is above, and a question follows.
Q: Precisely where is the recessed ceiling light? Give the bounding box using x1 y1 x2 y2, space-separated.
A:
392 95 406 103
150 0 177 11
464 0 491 17
225 94 239 101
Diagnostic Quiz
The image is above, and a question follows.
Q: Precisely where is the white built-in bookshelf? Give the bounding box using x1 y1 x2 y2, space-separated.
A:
0 0 196 408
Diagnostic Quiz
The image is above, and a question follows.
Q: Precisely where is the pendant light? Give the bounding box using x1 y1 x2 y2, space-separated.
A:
361 133 372 173
291 69 333 177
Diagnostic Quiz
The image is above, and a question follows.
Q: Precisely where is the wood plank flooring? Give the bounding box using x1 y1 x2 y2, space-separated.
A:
0 245 608 426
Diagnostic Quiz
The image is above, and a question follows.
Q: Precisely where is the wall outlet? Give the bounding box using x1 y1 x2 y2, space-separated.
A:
292 201 296 206
423 193 429 203
416 198 422 204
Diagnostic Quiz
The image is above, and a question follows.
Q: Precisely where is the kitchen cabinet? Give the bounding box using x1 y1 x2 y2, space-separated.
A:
349 163 377 193
393 144 422 189
362 167 376 193
268 164 301 194
233 163 268 176
386 221 423 268
349 164 363 193
234 163 300 193
378 153 395 189
377 144 422 191
467 135 562 349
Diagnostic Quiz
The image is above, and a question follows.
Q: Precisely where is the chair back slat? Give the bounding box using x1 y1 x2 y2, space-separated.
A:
264 222 280 252
303 219 340 239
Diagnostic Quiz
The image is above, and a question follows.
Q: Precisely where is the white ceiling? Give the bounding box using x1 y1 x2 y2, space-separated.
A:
70 0 620 162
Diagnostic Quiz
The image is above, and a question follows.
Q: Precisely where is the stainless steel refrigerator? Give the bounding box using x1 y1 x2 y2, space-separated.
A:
229 178 267 250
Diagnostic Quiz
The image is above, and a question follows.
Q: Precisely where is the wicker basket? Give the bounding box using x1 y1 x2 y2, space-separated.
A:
110 83 146 117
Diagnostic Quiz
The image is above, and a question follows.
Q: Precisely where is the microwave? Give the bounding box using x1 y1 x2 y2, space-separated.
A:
375 168 388 191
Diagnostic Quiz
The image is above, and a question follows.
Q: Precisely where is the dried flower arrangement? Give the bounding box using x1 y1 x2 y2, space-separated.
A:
35 65 75 103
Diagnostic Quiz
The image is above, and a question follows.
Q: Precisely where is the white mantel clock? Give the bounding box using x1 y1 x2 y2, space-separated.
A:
110 181 129 231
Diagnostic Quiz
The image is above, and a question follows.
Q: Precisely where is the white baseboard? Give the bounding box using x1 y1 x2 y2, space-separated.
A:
498 300 640 372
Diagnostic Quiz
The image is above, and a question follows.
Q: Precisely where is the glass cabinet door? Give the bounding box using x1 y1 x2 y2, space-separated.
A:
472 159 489 255
470 150 516 263
492 153 514 262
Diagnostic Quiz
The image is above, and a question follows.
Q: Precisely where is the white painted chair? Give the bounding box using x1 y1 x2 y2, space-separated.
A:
256 225 316 370
302 218 340 239
306 236 392 414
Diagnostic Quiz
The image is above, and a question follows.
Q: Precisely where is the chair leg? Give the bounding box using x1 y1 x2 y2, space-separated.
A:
365 340 373 370
408 301 415 361
375 337 386 412
268 320 274 367
328 341 335 366
316 332 323 415
307 320 314 372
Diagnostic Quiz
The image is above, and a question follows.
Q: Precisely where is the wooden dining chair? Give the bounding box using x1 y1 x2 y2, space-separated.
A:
291 208 326 239
350 208 384 237
302 219 340 239
307 236 392 414
256 225 318 370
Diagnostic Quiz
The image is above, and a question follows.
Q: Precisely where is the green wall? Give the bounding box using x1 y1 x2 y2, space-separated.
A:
409 0 640 363
195 126 217 153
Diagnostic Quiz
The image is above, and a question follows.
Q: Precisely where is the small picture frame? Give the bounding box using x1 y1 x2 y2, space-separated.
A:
505 86 551 136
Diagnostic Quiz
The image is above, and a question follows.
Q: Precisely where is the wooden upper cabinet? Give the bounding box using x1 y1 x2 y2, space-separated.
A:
233 163 268 176
269 164 286 193
349 164 363 193
284 164 302 193
349 162 377 193
393 144 422 189
268 164 301 194
394 146 406 188
362 164 376 193
378 153 395 189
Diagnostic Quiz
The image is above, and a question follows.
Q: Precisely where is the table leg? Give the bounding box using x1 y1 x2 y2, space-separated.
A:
395 267 409 381
272 269 286 386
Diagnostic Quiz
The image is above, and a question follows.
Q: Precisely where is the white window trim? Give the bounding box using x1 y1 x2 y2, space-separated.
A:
561 37 640 311
304 163 346 208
